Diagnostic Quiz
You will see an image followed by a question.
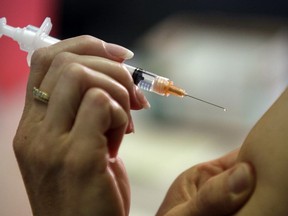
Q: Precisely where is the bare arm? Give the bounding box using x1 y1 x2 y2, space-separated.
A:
236 87 288 215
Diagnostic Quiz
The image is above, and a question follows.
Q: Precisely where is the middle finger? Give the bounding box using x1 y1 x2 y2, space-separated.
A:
40 52 144 110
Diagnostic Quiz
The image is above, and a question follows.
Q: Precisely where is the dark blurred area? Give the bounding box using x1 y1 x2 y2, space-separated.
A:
59 0 288 47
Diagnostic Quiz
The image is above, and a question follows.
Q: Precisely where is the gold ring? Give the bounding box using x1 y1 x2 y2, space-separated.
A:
33 87 50 104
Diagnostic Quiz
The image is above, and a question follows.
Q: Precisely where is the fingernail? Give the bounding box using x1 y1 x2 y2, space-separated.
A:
104 42 134 60
135 87 151 109
109 157 117 163
228 164 251 194
126 120 135 134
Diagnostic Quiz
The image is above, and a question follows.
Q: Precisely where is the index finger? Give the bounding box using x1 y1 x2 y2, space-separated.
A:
26 36 134 103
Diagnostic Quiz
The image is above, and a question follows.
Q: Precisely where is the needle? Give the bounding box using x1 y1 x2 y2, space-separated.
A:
184 94 227 111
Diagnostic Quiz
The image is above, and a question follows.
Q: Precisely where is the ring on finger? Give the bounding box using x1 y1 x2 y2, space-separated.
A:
33 87 50 104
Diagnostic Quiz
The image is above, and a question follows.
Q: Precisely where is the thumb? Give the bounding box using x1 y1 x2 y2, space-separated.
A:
195 163 255 215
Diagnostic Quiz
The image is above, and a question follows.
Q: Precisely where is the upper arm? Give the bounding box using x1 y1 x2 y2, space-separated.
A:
236 87 288 215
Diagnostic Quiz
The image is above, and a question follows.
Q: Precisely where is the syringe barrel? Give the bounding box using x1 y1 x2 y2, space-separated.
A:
124 65 169 96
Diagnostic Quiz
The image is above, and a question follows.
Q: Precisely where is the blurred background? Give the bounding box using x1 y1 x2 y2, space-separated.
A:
1 0 288 215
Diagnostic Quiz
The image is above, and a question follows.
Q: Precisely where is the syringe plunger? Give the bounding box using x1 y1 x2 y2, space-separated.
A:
0 17 59 65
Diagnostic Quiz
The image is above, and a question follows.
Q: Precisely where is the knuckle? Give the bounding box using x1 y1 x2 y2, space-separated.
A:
51 52 73 68
12 121 35 158
13 133 25 158
30 47 49 68
85 88 110 105
194 163 221 187
78 34 96 42
60 63 88 84
77 35 104 51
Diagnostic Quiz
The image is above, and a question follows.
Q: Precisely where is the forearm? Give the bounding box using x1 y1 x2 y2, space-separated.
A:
236 87 288 215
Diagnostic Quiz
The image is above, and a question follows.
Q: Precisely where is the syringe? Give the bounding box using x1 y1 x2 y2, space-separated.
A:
125 65 226 110
0 17 226 111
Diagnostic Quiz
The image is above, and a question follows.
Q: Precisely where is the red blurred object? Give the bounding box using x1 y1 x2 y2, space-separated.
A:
0 0 59 95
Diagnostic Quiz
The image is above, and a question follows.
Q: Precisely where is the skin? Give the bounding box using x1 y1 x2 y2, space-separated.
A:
13 36 256 216
13 36 143 216
158 87 288 216
156 149 255 216
236 87 288 215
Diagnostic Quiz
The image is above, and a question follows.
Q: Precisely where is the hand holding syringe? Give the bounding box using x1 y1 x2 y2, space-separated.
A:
0 17 226 111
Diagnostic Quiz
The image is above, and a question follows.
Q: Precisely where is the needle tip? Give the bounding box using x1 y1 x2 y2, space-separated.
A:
184 94 226 111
